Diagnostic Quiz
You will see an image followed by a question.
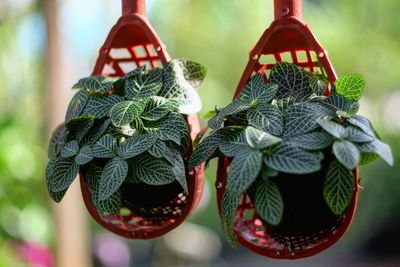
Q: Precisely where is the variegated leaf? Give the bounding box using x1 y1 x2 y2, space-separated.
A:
358 139 393 166
287 131 333 150
117 132 157 159
245 126 282 149
247 104 283 136
264 143 322 174
80 119 111 145
144 112 188 145
48 123 68 158
269 62 310 93
345 126 375 143
322 92 359 116
219 100 252 116
135 154 176 185
75 145 93 165
65 115 95 142
94 189 121 213
60 140 79 158
317 118 346 139
323 160 355 215
141 96 174 121
65 90 89 122
72 76 113 93
332 140 360 169
82 94 123 119
47 157 79 192
219 131 248 157
226 148 262 193
92 134 117 158
98 157 128 200
347 115 375 137
254 179 283 225
125 68 163 98
109 100 146 127
221 190 241 247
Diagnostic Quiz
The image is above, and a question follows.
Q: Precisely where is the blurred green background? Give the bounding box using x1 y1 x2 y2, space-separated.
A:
0 0 399 266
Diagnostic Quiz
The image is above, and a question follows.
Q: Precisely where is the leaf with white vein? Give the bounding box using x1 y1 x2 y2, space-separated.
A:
135 154 176 185
247 104 283 136
98 157 128 200
245 126 282 149
117 132 157 159
61 140 79 158
287 131 333 150
255 179 283 225
109 100 146 127
92 134 117 158
332 140 360 169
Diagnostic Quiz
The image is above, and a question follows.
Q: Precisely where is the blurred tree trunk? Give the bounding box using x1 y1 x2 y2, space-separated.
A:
42 0 92 266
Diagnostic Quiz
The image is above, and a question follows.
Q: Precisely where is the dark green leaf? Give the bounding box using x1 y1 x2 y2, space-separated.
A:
332 140 360 169
334 74 365 101
47 157 79 192
75 145 93 165
322 92 359 116
80 119 111 145
93 189 121 213
65 90 89 122
65 115 95 142
219 131 248 157
141 96 174 121
91 134 117 158
287 131 333 150
284 102 331 137
219 100 252 117
226 148 262 193
323 160 355 215
144 112 188 145
359 152 379 166
309 74 328 96
60 140 79 158
208 114 225 130
269 62 310 93
264 143 322 174
98 157 128 200
109 100 146 127
237 74 267 101
250 83 279 103
82 94 123 119
125 68 163 98
48 124 68 158
72 76 113 93
117 132 157 159
247 104 283 136
254 179 283 225
221 190 241 247
135 154 176 185
245 126 282 149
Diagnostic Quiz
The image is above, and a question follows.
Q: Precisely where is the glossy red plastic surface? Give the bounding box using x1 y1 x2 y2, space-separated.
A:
216 0 359 259
80 0 204 239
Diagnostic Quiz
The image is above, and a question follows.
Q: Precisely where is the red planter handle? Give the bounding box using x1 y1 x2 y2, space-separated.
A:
274 0 302 20
122 0 146 16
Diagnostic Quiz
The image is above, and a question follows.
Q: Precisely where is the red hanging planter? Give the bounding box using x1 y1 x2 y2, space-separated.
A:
79 0 204 239
215 0 359 259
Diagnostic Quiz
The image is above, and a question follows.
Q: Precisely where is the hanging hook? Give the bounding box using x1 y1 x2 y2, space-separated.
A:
122 0 146 16
273 0 302 20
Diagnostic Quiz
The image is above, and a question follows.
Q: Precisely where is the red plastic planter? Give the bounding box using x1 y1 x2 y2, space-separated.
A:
79 0 204 239
216 0 359 259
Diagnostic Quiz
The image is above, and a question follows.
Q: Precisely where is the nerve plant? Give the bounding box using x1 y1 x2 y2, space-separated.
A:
46 59 207 213
190 62 393 245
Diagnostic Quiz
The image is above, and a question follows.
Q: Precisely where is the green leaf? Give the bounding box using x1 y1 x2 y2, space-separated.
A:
93 189 121 213
109 100 146 127
245 126 282 149
359 152 379 166
114 65 146 90
75 145 93 165
359 139 394 166
48 189 67 203
347 115 375 137
98 157 128 200
125 68 163 98
317 118 346 139
250 83 279 104
141 96 174 121
226 149 262 193
237 74 267 101
247 104 283 136
345 126 375 143
284 102 331 137
46 157 68 202
45 156 57 181
159 59 206 114
323 160 355 215
60 140 79 158
269 62 310 93
72 76 113 93
264 143 322 174
82 94 123 119
85 165 102 194
47 157 79 192
332 140 360 169
135 154 176 185
80 119 111 145
208 114 225 130
91 134 117 158
334 74 365 101
255 179 283 225
164 148 188 193
65 115 95 141
144 113 188 145
287 131 333 150
221 190 241 247
322 93 359 116
219 131 249 157
65 90 89 122
117 132 157 159
219 100 252 117
48 124 68 158
309 74 328 96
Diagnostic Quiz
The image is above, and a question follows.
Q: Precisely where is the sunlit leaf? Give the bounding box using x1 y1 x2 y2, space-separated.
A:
72 76 113 93
82 94 123 119
269 62 310 93
141 96 174 121
109 100 146 127
125 68 163 98
334 74 365 101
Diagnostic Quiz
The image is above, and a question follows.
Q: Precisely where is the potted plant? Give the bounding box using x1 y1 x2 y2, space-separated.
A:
46 59 206 219
190 62 393 246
